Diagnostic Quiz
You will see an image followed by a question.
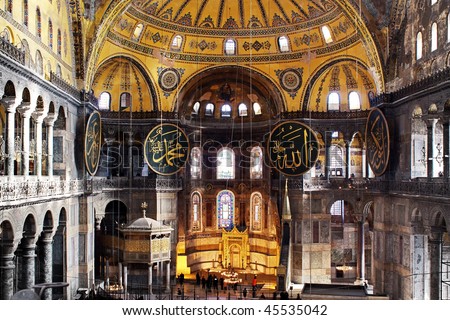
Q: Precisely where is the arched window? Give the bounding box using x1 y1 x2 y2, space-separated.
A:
278 36 290 52
131 23 144 41
238 103 248 116
0 28 12 42
56 64 62 78
321 25 333 44
120 92 132 110
23 0 29 26
330 145 344 176
171 34 183 50
448 13 450 43
217 148 234 179
328 92 340 111
205 103 214 116
192 192 201 230
417 32 423 60
330 200 345 223
48 19 53 49
253 102 262 115
431 22 438 52
192 101 200 115
217 190 234 229
7 0 12 13
57 29 61 55
348 92 361 110
98 92 111 110
251 192 262 231
250 146 263 179
190 147 202 179
35 50 43 75
224 39 236 55
221 104 232 117
36 7 41 38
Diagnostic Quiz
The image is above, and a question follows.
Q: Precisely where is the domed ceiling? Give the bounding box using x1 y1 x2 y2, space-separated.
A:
92 57 156 112
132 0 337 30
89 0 384 113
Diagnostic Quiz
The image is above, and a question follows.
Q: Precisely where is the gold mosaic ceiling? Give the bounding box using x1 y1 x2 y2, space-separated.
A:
131 0 337 31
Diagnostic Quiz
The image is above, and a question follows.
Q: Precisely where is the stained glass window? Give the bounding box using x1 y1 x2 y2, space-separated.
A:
250 146 263 179
57 29 61 55
23 0 29 26
48 19 53 49
36 8 41 38
192 192 201 230
217 190 234 229
7 0 12 13
190 147 201 179
251 192 262 231
217 148 234 179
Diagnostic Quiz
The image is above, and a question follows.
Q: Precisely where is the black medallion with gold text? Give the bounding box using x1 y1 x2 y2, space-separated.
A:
365 107 390 176
84 111 102 176
144 123 190 175
267 121 319 176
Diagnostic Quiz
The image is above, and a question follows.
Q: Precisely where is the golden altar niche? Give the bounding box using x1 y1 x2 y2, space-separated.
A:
220 227 249 270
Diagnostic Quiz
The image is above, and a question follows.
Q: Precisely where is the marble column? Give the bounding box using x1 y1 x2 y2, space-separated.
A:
4 98 18 178
443 120 449 179
33 115 44 179
429 235 442 300
17 103 32 177
324 131 332 180
166 261 171 291
0 253 15 300
38 235 53 300
123 264 128 296
118 262 123 289
356 220 365 282
45 116 56 177
345 141 351 179
105 257 110 287
148 263 153 294
18 237 36 290
426 119 437 179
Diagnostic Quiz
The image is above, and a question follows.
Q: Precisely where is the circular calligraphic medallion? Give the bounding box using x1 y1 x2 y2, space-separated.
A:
158 68 180 92
267 121 319 176
365 108 390 176
280 69 302 93
84 111 102 176
144 124 190 175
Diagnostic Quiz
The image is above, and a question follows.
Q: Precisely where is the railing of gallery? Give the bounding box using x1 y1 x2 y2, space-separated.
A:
281 177 450 198
87 177 183 193
0 178 84 202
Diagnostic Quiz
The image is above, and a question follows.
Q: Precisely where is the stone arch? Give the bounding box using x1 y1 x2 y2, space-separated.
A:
52 207 67 298
102 200 128 235
3 80 16 98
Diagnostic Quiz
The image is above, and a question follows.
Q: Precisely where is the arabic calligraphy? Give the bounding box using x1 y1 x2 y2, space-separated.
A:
144 124 189 175
365 108 390 176
84 111 102 176
267 121 319 176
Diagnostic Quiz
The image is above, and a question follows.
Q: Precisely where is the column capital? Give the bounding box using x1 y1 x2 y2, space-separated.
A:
32 110 46 122
44 114 57 126
0 96 19 112
425 117 438 127
17 102 33 117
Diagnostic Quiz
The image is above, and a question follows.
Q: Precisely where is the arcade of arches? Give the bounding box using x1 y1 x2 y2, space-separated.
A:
1 0 450 300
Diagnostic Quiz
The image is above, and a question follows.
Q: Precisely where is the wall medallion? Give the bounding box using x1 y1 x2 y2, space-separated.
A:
267 121 319 176
158 68 181 92
365 107 390 176
144 123 190 175
84 111 102 176
276 68 303 98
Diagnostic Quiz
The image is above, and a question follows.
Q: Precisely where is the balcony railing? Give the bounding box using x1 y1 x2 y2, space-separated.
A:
0 36 25 65
50 72 80 101
0 178 84 203
371 66 450 107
